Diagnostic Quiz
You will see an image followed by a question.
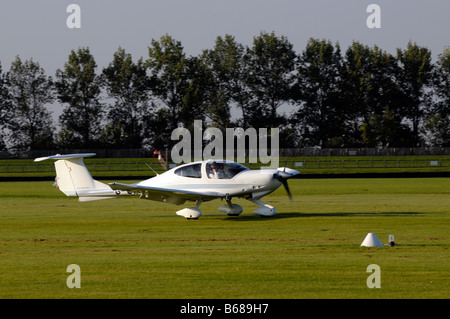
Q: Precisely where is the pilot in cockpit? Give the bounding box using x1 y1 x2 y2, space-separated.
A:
207 162 230 179
216 163 229 179
207 162 218 179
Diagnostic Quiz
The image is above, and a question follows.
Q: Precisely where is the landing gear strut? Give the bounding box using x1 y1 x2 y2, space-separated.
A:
218 198 243 216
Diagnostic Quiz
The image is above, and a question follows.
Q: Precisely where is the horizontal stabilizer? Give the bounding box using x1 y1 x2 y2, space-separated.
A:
34 153 96 162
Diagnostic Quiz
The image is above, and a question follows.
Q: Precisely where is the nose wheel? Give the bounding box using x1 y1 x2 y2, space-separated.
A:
247 198 277 217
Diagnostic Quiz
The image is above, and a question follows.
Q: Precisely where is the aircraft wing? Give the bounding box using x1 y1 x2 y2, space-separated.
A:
109 182 226 205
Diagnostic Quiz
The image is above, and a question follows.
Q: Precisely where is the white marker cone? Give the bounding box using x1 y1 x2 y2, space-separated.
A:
361 233 384 247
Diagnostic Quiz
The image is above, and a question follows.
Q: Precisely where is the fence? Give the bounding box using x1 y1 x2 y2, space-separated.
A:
1 158 449 175
0 161 164 175
277 158 450 170
279 147 450 157
2 147 450 159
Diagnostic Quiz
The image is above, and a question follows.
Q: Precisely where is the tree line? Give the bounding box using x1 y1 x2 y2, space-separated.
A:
1 32 449 156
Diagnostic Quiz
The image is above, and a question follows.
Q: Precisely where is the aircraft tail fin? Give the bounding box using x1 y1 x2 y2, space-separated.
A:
35 153 116 201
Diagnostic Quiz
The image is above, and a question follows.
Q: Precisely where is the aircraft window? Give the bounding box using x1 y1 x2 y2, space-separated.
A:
206 162 249 179
174 163 202 178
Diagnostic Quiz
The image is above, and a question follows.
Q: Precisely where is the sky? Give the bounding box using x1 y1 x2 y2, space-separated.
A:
1 0 449 118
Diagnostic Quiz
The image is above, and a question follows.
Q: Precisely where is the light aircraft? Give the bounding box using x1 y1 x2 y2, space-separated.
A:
34 153 300 219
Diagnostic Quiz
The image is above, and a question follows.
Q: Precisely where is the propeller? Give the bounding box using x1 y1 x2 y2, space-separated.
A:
273 170 295 202
281 179 293 201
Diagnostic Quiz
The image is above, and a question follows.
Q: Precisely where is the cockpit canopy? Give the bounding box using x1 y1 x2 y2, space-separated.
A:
173 161 249 179
205 161 249 179
174 163 202 178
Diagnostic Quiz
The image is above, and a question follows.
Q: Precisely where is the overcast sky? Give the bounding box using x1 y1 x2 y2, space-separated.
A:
1 0 449 72
1 0 449 118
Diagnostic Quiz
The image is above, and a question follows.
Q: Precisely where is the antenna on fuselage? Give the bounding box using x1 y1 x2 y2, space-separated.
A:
145 163 159 176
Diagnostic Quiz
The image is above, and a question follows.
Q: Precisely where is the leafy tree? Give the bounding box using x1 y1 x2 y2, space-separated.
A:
425 47 450 146
201 35 247 129
360 108 412 147
244 31 296 129
55 47 104 148
396 42 433 146
146 35 187 131
102 47 152 148
7 56 54 153
1 34 447 151
0 62 11 150
293 38 343 147
146 35 208 150
342 42 410 147
179 55 210 126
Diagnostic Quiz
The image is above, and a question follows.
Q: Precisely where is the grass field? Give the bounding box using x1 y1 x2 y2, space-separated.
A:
0 178 449 299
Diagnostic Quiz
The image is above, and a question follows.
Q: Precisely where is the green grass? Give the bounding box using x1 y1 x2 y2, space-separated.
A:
0 178 449 298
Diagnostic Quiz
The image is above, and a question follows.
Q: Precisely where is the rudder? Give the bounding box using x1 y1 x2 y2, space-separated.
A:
35 153 115 200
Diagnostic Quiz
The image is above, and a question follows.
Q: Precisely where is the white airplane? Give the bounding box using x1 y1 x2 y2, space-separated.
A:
34 153 299 219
